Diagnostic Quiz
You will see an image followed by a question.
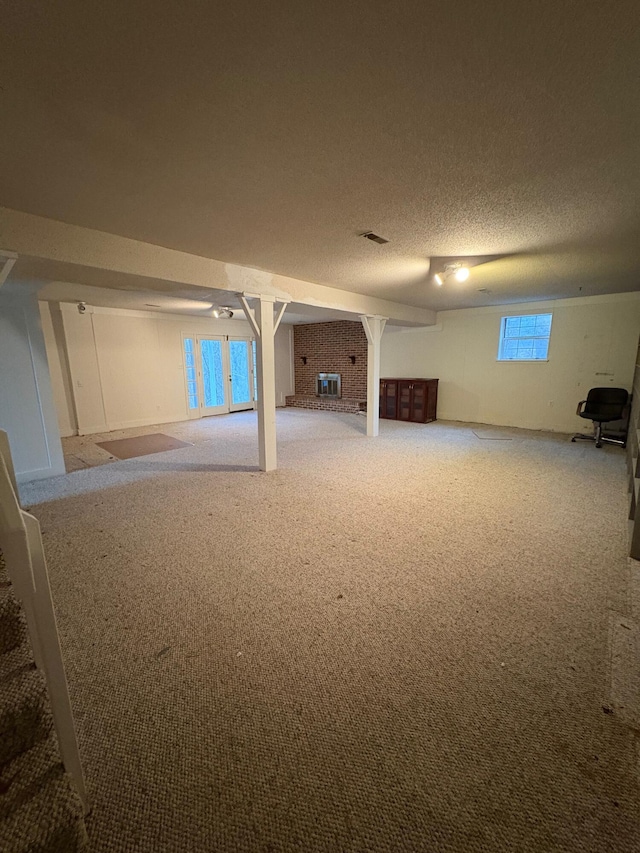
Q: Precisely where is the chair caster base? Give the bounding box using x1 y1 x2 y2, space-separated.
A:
571 432 625 449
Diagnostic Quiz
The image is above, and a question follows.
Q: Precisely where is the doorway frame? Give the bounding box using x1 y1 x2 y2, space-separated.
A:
181 332 256 419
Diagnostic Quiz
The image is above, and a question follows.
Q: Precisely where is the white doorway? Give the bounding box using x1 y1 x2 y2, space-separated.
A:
182 334 256 418
228 337 255 412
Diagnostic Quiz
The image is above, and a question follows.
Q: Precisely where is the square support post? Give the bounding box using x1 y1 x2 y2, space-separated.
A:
239 293 288 472
361 315 387 437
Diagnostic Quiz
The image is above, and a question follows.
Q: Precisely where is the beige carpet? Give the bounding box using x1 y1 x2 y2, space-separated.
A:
20 411 640 852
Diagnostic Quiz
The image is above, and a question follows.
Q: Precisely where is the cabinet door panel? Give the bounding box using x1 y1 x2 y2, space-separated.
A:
380 380 398 419
411 382 425 422
385 380 397 418
426 382 438 421
398 382 412 420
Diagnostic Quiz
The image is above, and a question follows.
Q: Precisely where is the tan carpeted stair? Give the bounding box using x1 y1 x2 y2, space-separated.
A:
0 584 26 655
0 666 52 767
0 551 88 852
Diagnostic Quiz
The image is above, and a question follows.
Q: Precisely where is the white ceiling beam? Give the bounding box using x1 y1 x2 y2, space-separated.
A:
0 208 437 326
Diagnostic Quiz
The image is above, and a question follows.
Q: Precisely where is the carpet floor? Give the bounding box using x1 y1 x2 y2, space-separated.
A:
20 411 640 852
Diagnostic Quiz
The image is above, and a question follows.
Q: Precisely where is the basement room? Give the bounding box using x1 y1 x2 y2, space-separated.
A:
1 2 639 852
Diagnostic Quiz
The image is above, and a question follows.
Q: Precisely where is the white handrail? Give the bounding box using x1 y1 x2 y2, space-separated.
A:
0 432 87 812
0 430 18 497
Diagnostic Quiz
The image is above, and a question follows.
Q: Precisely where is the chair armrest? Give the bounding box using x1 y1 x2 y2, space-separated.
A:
576 400 587 416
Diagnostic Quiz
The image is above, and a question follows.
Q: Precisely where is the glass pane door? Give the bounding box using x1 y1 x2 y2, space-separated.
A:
229 338 255 412
182 336 200 417
252 339 258 402
199 337 228 416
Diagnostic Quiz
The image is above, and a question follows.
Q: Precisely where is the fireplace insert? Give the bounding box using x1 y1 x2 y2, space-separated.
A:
316 373 341 398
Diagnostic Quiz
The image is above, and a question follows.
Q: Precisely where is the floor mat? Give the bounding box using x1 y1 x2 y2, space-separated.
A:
95 433 193 460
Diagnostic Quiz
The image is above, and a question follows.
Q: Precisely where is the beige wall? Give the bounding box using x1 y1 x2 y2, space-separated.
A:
41 302 294 436
41 291 640 439
0 288 65 481
381 293 640 433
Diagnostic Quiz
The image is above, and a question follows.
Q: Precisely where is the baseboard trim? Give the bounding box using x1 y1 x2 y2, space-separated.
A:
16 463 66 484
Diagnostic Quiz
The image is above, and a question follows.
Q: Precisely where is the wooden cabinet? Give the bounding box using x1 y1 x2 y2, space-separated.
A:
380 378 438 423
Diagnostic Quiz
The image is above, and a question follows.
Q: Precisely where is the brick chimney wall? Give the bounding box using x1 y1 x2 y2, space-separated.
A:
293 321 368 398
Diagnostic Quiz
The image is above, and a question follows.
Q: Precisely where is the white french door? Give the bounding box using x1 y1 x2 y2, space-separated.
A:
199 336 228 416
182 334 256 418
228 337 254 412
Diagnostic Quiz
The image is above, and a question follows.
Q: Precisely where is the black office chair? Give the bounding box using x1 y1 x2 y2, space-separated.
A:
571 387 629 448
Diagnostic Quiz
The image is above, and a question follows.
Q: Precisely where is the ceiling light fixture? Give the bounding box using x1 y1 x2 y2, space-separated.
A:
212 306 234 319
433 263 469 285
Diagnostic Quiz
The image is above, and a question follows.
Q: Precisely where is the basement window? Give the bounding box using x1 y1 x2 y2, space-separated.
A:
498 313 552 361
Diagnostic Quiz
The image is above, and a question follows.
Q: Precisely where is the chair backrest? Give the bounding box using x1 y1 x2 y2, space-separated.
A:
584 387 629 419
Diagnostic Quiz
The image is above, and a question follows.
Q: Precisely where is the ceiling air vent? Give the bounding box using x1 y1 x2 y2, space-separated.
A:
361 231 389 245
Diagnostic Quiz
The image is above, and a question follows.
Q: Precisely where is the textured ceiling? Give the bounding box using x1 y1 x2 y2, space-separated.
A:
1 0 640 310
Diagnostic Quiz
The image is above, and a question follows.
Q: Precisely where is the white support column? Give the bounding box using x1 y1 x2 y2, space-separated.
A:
0 251 17 289
238 293 288 471
361 315 387 437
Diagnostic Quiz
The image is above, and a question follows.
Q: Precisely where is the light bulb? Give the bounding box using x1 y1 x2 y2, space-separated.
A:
455 267 469 282
434 273 443 286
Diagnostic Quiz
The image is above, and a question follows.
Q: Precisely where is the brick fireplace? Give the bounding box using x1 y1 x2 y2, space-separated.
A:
286 321 368 413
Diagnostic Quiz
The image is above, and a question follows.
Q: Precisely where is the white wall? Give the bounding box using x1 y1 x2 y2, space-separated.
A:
40 302 77 436
381 292 640 433
42 302 294 436
0 287 65 481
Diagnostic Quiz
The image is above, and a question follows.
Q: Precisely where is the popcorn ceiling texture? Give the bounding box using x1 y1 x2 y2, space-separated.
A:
19 410 640 853
3 3 640 309
293 321 368 398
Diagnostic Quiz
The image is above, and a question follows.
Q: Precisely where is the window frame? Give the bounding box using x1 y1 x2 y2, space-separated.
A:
497 312 553 362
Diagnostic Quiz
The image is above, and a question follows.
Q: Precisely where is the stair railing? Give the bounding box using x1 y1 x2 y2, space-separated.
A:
0 431 87 812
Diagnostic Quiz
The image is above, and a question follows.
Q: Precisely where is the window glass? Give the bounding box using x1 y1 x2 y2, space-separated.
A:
252 340 258 401
498 313 552 361
183 337 199 409
229 340 251 405
201 339 225 407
